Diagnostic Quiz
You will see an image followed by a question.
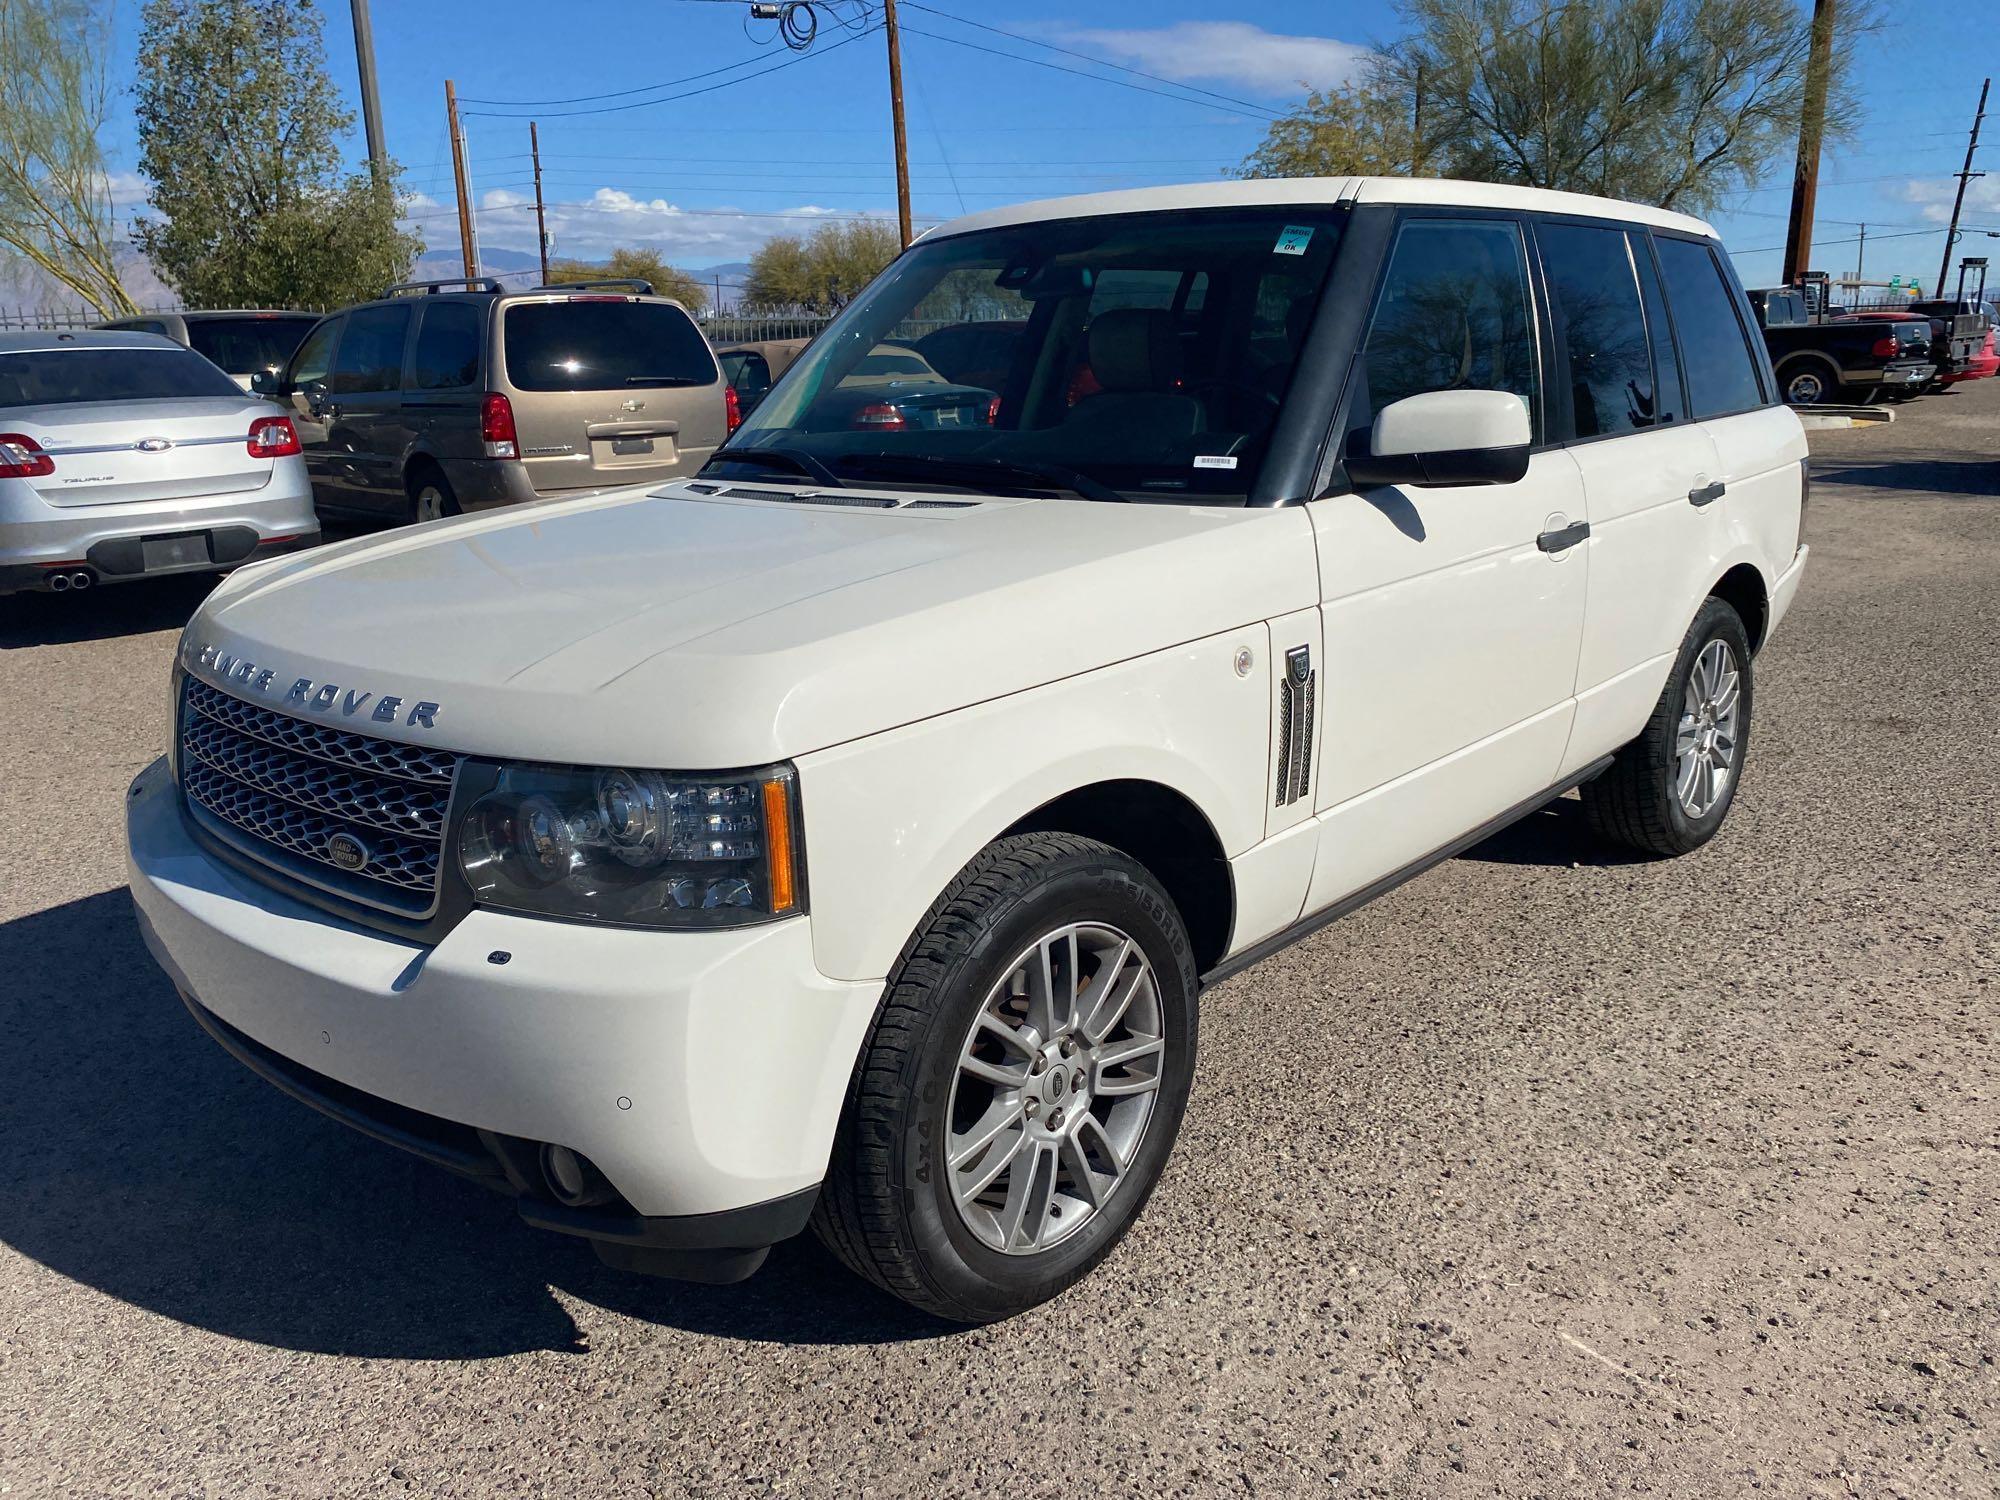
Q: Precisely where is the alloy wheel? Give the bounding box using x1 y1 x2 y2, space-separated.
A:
945 922 1166 1255
414 485 447 523
1785 369 1829 405
1674 638 1742 818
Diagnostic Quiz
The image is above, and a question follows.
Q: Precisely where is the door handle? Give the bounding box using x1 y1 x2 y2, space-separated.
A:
1688 481 1726 506
1536 520 1590 553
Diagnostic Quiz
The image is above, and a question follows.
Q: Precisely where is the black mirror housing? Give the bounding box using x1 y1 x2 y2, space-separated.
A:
1346 442 1532 489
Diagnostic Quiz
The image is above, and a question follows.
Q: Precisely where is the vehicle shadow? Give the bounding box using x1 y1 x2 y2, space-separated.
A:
0 574 218 649
0 889 948 1355
1810 458 2000 496
1457 793 1645 867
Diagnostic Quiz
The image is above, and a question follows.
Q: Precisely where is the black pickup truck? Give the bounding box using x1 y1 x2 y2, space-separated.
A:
1747 286 1936 405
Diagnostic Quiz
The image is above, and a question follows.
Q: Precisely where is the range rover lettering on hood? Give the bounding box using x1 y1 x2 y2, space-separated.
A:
192 642 441 730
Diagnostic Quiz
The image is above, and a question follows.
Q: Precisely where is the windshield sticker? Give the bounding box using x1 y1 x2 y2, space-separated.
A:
1273 225 1315 256
1193 454 1240 469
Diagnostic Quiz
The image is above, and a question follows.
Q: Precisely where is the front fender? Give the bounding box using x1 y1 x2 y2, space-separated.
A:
796 626 1271 983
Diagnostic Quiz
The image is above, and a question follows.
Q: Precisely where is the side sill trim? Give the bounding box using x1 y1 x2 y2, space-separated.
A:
1200 754 1615 988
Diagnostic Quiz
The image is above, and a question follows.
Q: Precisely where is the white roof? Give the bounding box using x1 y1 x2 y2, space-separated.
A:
926 176 1716 243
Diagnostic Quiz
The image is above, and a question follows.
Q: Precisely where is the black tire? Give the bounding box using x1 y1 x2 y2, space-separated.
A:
406 466 460 525
812 832 1198 1323
1581 596 1754 858
1777 357 1840 406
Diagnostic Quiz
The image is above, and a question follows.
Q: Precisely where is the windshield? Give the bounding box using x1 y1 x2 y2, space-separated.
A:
0 347 246 407
503 299 717 391
719 206 1346 501
187 317 316 377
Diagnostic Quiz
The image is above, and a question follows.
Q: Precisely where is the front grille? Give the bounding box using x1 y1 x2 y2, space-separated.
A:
178 677 461 913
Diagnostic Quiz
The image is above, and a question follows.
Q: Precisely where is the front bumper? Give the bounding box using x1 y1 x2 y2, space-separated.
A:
126 758 882 1272
0 465 319 594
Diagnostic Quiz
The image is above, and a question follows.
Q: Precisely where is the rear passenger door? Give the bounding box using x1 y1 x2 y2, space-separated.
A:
1535 219 1720 776
1303 213 1589 914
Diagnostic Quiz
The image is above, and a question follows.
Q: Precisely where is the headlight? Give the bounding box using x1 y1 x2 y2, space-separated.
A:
457 761 804 928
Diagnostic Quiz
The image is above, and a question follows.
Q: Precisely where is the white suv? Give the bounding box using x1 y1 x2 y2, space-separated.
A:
126 178 1808 1322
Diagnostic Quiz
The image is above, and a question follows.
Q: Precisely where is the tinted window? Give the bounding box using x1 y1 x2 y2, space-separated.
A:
187 317 315 377
1653 237 1765 417
287 317 338 390
720 351 771 398
1630 236 1685 425
1539 222 1655 438
0 347 244 407
328 303 411 395
502 301 715 391
1361 219 1539 433
410 301 483 390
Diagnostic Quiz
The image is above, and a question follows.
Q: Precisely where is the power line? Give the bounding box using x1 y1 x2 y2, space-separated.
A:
460 45 801 107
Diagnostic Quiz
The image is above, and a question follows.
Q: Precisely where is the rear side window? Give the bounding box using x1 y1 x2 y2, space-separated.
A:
1360 218 1540 434
1653 237 1765 418
1538 221 1655 438
329 303 411 395
187 317 315 377
410 301 483 390
0 347 244 407
1630 236 1686 425
502 301 716 392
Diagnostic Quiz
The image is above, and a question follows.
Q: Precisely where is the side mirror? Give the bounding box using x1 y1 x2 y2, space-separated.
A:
1345 389 1532 488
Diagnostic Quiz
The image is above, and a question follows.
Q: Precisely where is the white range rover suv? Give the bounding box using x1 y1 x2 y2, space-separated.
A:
127 178 1808 1322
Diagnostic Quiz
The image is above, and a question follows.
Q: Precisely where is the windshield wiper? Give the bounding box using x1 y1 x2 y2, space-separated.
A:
831 451 1127 503
700 444 846 487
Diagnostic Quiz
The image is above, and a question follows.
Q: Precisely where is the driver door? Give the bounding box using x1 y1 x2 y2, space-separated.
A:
1303 214 1589 912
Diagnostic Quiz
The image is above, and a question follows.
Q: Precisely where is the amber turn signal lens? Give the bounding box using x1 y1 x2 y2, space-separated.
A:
761 776 797 913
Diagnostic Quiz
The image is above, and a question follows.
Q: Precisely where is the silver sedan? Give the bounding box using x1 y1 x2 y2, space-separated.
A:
0 330 319 595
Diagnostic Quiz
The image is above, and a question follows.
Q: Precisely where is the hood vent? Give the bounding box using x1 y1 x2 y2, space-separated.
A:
672 481 982 511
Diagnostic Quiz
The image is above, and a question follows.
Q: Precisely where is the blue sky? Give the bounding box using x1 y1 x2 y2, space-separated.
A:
93 0 2000 300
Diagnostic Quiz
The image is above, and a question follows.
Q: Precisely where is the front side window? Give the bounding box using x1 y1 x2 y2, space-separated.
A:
1652 236 1765 418
729 207 1346 500
286 317 339 390
1538 221 1656 438
328 303 411 395
502 300 716 391
410 301 483 390
0 347 245 407
1359 218 1539 435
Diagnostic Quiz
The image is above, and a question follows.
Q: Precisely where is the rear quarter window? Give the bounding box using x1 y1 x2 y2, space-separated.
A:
1653 237 1766 418
502 300 716 392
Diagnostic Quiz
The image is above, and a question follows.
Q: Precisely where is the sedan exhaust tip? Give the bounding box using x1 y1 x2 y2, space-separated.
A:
67 570 93 591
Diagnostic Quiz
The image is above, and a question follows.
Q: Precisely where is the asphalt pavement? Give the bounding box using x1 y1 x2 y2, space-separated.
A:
1 385 1995 1498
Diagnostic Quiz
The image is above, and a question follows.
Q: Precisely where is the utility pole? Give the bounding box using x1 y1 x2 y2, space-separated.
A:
446 80 477 280
530 121 550 285
1855 222 1866 286
1782 0 1836 284
1935 77 1990 298
1411 65 1426 175
349 0 387 186
883 0 913 247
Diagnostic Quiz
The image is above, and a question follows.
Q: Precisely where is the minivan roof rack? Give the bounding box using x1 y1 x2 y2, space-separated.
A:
383 277 505 297
536 278 654 295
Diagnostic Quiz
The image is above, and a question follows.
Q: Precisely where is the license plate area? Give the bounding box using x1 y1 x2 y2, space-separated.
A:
590 432 677 469
142 532 213 571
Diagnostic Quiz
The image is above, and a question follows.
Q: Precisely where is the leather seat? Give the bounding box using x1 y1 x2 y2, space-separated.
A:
1064 307 1206 450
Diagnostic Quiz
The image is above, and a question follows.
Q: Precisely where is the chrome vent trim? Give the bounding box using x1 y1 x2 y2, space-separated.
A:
1274 645 1316 808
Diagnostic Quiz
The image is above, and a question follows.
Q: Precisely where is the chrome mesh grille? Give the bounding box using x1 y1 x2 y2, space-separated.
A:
178 677 461 911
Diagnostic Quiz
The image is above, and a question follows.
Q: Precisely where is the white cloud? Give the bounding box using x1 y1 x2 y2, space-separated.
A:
1057 21 1370 97
1897 175 2000 222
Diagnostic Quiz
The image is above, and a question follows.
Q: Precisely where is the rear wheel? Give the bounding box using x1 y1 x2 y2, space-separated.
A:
813 833 1197 1323
1778 358 1840 406
1582 596 1753 858
407 467 460 524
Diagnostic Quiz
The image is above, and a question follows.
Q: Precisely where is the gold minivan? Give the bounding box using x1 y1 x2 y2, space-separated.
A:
277 277 730 524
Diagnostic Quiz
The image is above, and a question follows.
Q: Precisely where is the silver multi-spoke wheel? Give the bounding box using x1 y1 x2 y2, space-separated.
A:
413 484 447 522
946 922 1165 1255
1674 638 1742 817
1784 367 1831 405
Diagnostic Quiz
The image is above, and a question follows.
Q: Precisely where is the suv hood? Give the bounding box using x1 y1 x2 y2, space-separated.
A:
186 481 1316 767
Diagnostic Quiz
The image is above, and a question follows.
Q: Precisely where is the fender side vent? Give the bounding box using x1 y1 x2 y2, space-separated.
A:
1274 645 1316 807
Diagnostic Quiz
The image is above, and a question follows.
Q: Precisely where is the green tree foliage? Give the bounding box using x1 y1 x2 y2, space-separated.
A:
547 247 709 312
742 220 901 310
1239 0 1868 214
133 0 421 308
0 0 137 315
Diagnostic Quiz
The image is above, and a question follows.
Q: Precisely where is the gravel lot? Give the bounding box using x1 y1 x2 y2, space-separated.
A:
1 384 1994 1499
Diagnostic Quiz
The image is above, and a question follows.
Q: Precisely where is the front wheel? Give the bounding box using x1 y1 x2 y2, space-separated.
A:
1581 596 1753 857
813 833 1197 1322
